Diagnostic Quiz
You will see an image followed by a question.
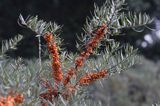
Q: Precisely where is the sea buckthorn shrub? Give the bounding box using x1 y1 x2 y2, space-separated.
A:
0 0 153 105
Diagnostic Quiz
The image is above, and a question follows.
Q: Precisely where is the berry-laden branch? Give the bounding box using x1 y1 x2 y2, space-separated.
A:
40 24 110 105
77 69 108 86
43 32 63 87
0 93 24 106
63 23 108 86
75 23 107 69
0 0 154 105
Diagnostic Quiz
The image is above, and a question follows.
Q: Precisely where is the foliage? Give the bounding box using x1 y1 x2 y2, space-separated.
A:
91 57 160 106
